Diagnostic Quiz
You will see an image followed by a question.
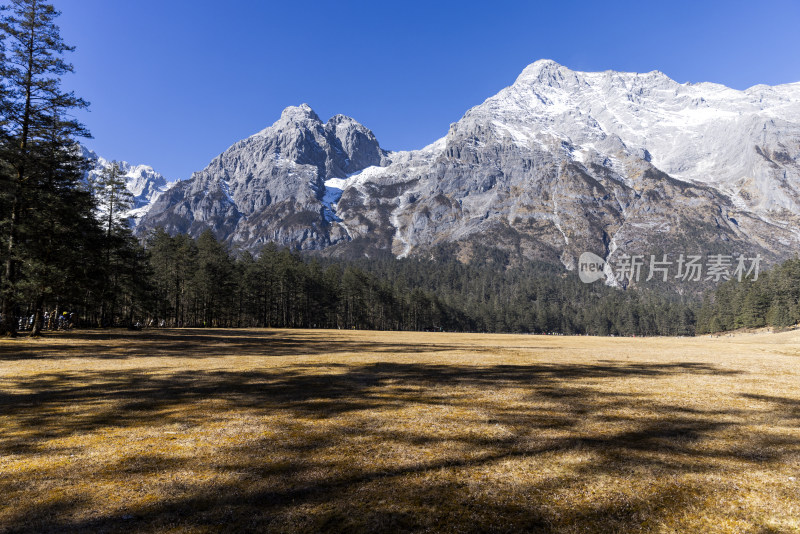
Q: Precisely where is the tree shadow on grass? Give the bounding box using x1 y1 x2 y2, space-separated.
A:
0 328 512 361
741 393 800 422
1 340 798 532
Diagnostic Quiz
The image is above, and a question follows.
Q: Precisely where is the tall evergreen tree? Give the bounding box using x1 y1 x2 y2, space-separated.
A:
191 230 234 327
147 228 178 324
92 161 133 325
24 111 98 335
0 0 90 335
93 161 132 240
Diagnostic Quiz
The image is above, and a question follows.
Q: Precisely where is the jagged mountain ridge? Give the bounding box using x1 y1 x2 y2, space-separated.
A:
137 60 800 272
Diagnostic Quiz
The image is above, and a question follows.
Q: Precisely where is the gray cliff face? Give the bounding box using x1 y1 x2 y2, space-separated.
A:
138 61 800 273
138 104 388 248
325 114 386 174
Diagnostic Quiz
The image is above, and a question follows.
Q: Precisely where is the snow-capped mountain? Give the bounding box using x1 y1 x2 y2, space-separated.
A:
137 60 800 271
83 146 175 225
468 59 800 215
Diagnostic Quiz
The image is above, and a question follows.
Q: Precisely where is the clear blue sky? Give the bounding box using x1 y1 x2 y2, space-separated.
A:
54 0 800 181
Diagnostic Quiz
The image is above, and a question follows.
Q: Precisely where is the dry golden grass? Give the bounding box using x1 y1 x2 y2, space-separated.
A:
1 328 799 533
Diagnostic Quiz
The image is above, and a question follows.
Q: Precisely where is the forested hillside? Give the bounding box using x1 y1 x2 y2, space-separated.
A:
696 257 800 333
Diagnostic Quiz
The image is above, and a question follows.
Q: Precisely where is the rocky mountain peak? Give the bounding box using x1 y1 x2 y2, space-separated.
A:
137 105 389 250
279 103 321 123
324 114 386 174
513 59 575 88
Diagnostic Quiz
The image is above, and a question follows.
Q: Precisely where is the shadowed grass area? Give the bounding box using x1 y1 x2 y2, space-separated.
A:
1 328 799 532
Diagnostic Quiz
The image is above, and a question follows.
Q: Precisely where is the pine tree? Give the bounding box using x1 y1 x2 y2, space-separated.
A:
24 114 98 335
0 0 90 335
93 161 132 239
192 230 234 327
146 228 177 325
91 161 134 326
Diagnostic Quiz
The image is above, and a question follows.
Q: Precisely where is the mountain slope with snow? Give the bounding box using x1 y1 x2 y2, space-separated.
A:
137 61 800 272
83 146 175 225
467 59 800 215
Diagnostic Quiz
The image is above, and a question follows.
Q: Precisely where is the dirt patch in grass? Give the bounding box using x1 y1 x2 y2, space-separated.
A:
1 329 799 533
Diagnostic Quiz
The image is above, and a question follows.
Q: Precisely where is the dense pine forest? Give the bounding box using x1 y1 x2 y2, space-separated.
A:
7 221 799 336
1 0 797 338
696 257 800 334
128 231 699 336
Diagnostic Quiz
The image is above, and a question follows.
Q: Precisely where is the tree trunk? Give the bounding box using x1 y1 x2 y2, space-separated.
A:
0 197 20 337
30 295 45 337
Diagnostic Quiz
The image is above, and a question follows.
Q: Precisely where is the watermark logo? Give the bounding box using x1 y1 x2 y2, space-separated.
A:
579 252 762 284
578 252 607 283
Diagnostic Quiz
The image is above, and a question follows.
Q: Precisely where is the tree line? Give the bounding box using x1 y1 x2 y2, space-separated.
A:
115 234 800 336
696 257 800 334
52 229 696 336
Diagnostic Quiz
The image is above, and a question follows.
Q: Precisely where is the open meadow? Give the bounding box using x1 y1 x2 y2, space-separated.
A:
1 328 799 533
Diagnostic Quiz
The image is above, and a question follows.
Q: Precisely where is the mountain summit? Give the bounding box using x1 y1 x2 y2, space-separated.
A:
139 104 388 249
137 61 800 272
